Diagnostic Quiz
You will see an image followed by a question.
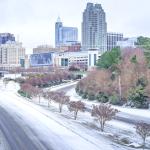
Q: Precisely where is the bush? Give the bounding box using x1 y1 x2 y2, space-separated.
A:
75 86 79 93
88 93 96 101
96 92 109 103
128 86 149 109
15 78 25 84
136 77 148 88
82 92 88 99
18 90 31 99
78 90 84 96
109 94 120 105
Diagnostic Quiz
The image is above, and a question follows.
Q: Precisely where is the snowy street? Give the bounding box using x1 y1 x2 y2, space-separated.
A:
0 80 127 150
0 80 149 150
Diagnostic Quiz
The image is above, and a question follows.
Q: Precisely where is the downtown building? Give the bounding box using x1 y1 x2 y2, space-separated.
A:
33 45 57 54
0 33 15 44
55 17 78 48
82 3 107 53
0 41 26 70
107 32 123 51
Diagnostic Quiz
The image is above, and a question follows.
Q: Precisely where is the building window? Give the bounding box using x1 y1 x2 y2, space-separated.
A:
89 54 91 66
94 54 97 65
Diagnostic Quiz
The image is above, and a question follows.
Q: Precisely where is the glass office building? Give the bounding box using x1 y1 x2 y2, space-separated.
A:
55 17 78 47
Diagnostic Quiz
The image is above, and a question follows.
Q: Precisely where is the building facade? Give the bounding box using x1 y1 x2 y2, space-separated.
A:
116 37 137 48
55 17 78 47
30 52 55 67
33 45 57 54
0 41 25 70
57 42 81 52
88 50 100 68
0 33 15 44
107 32 123 51
82 3 107 53
54 51 88 69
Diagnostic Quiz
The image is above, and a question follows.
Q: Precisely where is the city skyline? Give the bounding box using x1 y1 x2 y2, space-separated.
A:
1 0 150 53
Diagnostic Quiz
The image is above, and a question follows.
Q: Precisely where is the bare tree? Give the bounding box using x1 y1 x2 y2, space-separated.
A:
136 122 150 149
34 87 43 104
68 101 86 120
21 83 34 98
53 92 70 113
44 91 56 107
91 104 118 132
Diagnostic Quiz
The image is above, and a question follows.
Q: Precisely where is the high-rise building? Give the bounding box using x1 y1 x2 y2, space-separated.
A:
107 32 123 51
0 33 15 44
0 41 25 70
82 3 107 53
55 17 78 47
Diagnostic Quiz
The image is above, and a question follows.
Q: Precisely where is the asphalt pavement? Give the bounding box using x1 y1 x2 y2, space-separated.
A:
0 106 53 150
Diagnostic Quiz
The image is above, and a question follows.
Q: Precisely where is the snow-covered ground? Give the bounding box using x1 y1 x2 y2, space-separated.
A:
0 79 150 149
0 80 125 150
4 74 21 79
66 88 150 120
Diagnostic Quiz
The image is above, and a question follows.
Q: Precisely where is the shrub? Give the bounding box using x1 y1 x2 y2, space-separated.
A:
82 92 88 99
136 77 148 88
75 85 79 93
109 94 120 105
78 90 84 96
96 92 109 103
18 90 31 99
128 86 149 109
88 93 96 101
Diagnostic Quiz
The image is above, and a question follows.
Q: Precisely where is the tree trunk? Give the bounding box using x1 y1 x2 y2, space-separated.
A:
118 75 122 101
142 137 146 150
59 104 62 113
99 119 104 132
74 110 78 120
39 96 41 104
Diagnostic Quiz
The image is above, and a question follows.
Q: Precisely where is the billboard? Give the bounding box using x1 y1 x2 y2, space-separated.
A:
30 53 53 67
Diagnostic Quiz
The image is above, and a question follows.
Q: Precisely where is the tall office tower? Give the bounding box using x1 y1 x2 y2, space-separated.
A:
55 17 63 48
0 33 15 44
82 3 107 53
55 17 78 48
107 32 123 51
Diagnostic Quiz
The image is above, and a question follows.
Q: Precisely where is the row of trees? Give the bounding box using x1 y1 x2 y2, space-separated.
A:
19 70 76 88
19 84 86 120
19 83 118 129
76 48 150 108
19 84 150 148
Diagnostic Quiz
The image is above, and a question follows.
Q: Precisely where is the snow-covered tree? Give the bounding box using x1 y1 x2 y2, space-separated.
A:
53 92 70 113
91 104 118 131
68 101 86 120
136 122 150 149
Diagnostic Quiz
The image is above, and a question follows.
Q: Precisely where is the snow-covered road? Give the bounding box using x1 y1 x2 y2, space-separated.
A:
0 81 121 150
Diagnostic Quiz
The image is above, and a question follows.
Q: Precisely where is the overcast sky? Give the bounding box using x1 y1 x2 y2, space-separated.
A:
0 0 150 53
